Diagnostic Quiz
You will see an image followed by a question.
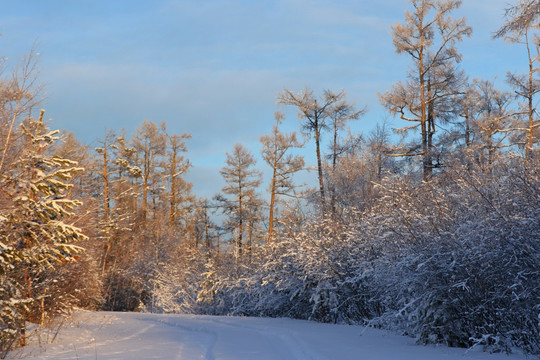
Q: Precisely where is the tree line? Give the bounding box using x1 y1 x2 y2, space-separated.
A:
1 0 539 357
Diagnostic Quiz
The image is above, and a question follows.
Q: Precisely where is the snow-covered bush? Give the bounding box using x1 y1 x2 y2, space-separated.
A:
189 212 384 324
150 247 208 314
366 155 540 353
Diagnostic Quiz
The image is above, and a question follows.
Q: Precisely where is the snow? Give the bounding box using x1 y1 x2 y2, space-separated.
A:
12 311 529 360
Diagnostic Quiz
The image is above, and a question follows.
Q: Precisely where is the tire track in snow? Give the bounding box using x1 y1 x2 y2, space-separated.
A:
70 323 155 351
136 315 218 360
206 317 326 360
34 322 156 359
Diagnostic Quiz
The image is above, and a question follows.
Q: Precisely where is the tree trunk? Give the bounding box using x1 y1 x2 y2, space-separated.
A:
103 148 109 224
237 187 243 259
142 147 149 227
526 31 535 158
169 150 177 229
267 168 277 245
314 125 326 205
331 120 338 215
419 30 432 181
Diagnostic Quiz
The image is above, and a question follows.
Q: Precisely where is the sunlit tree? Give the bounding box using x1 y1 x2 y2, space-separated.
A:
219 144 262 261
260 111 304 244
495 0 540 157
379 0 471 179
278 88 345 205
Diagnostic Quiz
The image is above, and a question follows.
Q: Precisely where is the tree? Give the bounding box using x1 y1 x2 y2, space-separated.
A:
95 130 117 229
495 0 540 158
0 111 86 351
243 189 264 262
260 111 305 244
327 97 365 214
367 121 394 181
329 122 395 213
379 0 472 180
219 144 262 261
53 131 95 201
328 99 365 173
278 88 345 205
0 47 41 174
166 133 191 231
132 120 167 227
95 130 117 275
95 130 141 276
458 79 517 165
111 132 142 221
95 131 146 310
193 198 218 251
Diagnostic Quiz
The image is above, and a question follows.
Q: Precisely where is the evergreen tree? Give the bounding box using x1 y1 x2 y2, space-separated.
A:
0 111 86 352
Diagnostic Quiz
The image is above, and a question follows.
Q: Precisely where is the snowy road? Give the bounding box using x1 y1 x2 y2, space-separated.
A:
12 311 529 360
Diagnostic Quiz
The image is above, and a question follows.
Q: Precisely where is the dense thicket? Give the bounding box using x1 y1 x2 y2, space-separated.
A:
1 0 539 357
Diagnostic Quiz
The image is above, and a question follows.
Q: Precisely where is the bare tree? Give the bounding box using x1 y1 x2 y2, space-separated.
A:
367 121 394 181
328 100 365 172
278 88 344 205
379 0 471 180
0 46 41 174
54 131 94 200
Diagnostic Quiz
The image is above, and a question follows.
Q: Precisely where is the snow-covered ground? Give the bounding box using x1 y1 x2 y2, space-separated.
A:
10 311 529 360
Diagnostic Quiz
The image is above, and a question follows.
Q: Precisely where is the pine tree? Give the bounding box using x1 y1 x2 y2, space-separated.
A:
0 111 86 352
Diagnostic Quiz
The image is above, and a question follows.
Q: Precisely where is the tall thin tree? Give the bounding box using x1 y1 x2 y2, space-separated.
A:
260 111 304 244
219 144 262 261
166 132 191 230
278 88 344 205
495 0 539 158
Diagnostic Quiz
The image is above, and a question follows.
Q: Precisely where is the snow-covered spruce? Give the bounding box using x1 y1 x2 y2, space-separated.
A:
0 114 87 356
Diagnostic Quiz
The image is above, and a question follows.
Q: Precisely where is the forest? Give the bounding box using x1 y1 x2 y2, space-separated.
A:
0 0 539 357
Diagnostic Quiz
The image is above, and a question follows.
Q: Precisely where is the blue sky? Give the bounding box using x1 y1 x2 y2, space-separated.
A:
0 0 525 198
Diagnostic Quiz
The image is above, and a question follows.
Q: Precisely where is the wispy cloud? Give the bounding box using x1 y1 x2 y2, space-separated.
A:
1 0 527 199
